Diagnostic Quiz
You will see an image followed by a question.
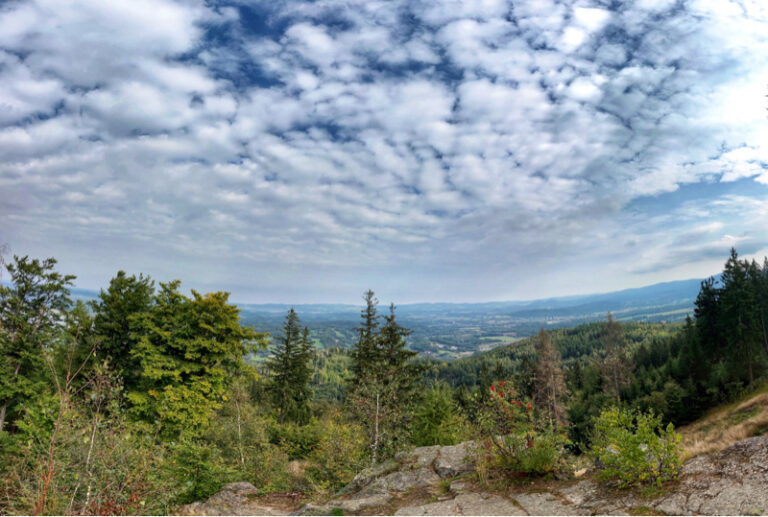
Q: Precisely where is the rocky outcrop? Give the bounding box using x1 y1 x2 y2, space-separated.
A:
187 435 768 516
178 482 290 516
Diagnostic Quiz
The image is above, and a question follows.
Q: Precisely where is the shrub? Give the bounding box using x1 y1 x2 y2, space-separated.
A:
412 382 470 447
477 381 571 477
305 412 367 494
590 407 682 488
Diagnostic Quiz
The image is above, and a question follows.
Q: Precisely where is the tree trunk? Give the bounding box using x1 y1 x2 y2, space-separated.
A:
371 392 380 468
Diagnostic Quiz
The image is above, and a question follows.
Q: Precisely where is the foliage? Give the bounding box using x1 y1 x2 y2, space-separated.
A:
266 309 315 424
0 255 74 434
91 270 155 389
478 381 571 477
412 381 469 446
305 412 368 494
348 295 422 466
127 282 264 438
590 407 682 488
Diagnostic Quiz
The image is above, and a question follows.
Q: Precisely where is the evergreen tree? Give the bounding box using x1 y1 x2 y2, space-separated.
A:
350 289 380 382
348 294 421 466
0 255 74 433
533 328 568 427
720 249 763 391
266 309 315 425
91 271 154 390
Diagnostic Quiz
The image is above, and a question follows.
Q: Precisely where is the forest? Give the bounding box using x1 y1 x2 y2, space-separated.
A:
2 248 768 515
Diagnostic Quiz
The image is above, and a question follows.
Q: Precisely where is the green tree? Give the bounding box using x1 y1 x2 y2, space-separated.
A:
412 382 467 446
0 255 74 433
127 282 263 438
720 248 763 391
91 271 154 389
348 295 421 466
266 309 315 424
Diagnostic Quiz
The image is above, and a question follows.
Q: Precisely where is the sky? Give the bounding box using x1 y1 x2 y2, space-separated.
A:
1 0 767 304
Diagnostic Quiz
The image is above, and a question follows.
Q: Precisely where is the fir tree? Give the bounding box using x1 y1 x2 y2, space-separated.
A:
266 309 315 424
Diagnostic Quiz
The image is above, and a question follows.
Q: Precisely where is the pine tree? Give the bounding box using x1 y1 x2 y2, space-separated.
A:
266 309 315 424
533 328 567 427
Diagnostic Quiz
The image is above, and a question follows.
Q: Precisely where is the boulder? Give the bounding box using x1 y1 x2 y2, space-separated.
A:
178 482 289 516
433 441 475 478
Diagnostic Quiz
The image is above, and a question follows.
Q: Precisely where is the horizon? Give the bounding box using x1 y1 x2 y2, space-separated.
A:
1 0 767 304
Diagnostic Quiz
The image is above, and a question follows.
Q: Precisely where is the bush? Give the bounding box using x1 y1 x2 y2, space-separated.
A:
305 412 367 494
590 407 682 488
412 382 470 447
477 381 571 477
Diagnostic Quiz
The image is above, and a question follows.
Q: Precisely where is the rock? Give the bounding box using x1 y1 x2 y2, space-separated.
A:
453 493 526 515
292 494 393 516
395 493 524 516
433 441 475 478
395 499 459 516
448 479 469 494
514 492 588 516
178 482 289 516
411 445 441 468
357 468 441 497
336 459 399 496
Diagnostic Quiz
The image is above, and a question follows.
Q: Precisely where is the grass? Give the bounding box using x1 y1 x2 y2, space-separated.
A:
679 382 768 457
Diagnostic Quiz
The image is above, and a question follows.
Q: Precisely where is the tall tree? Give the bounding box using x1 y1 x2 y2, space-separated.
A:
349 295 421 466
0 255 74 433
127 282 262 438
533 328 568 427
91 271 154 389
266 309 315 425
350 289 380 382
600 313 632 403
720 249 763 390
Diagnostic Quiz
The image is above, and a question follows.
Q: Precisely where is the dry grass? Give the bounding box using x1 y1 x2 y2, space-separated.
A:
679 385 768 458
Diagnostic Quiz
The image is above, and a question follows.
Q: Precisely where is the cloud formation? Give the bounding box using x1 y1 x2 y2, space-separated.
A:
1 0 767 303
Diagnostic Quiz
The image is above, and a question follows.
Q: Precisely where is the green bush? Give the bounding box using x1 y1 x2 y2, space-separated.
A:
477 381 571 477
590 407 682 488
268 419 323 460
305 412 367 494
412 382 470 446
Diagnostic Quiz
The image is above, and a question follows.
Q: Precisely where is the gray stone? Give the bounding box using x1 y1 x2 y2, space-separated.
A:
454 493 527 515
336 459 399 496
434 441 475 478
357 468 441 497
395 499 459 516
292 494 393 515
514 492 588 516
179 482 290 516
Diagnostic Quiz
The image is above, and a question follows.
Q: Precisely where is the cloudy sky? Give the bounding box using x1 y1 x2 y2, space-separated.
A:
1 0 767 304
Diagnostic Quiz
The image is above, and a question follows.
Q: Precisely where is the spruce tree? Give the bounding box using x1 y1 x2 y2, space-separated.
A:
348 293 421 466
266 309 314 424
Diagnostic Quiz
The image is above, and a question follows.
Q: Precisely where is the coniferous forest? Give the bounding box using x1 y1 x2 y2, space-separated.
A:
2 248 768 514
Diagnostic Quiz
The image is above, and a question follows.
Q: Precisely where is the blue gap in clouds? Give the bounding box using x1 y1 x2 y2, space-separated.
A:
626 176 768 215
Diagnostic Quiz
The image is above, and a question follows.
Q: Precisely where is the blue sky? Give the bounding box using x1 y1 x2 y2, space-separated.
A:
0 0 767 304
